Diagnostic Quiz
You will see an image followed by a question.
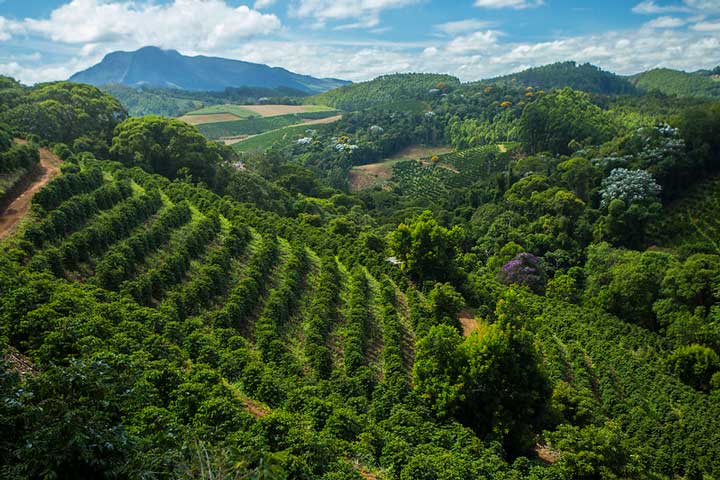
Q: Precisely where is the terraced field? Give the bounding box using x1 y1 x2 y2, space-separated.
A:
12 156 418 407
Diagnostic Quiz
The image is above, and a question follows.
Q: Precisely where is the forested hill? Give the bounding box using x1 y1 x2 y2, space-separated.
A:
2 70 720 480
485 61 638 95
631 67 720 98
308 73 460 110
70 46 350 93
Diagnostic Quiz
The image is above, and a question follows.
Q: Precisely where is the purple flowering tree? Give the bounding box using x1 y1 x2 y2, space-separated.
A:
499 253 546 293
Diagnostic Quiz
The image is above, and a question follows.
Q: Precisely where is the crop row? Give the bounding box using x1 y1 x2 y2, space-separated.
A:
25 181 132 247
304 256 341 378
161 225 251 320
29 191 163 275
210 236 280 332
120 215 222 305
32 168 104 212
378 282 408 388
94 202 193 290
344 269 371 376
255 244 310 361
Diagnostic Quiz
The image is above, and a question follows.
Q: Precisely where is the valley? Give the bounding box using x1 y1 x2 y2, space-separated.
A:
1 52 720 480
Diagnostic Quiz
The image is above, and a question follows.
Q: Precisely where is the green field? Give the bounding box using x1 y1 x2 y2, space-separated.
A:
184 104 256 117
232 124 317 152
198 115 298 138
199 110 338 139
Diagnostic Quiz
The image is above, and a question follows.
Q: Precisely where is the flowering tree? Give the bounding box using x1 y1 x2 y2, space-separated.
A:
600 168 661 208
499 253 546 293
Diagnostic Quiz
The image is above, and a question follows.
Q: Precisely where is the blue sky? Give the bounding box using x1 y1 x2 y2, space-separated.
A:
1 0 719 84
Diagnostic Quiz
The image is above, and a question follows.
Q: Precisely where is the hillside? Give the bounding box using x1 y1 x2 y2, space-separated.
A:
631 67 720 98
2 69 720 480
485 61 638 95
70 46 350 94
308 73 460 111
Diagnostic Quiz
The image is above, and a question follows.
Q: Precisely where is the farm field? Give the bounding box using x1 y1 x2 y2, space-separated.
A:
180 113 242 125
348 145 453 192
180 103 340 140
232 124 319 152
197 111 340 140
241 104 335 117
181 104 335 124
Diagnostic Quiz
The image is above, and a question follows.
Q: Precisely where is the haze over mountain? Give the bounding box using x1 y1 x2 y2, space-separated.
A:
69 46 350 94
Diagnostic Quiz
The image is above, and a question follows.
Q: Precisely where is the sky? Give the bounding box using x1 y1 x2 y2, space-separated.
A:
0 0 719 85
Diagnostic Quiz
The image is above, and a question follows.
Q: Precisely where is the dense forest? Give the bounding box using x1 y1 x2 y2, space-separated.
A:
1 65 720 480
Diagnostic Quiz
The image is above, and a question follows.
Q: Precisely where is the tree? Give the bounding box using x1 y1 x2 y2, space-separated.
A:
599 168 661 208
460 322 550 455
110 116 227 188
499 253 547 294
427 283 465 332
668 344 720 391
546 423 636 480
389 211 463 284
413 295 550 456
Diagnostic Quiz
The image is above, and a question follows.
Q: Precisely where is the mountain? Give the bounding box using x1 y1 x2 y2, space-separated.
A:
69 46 350 94
485 61 638 95
631 67 720 98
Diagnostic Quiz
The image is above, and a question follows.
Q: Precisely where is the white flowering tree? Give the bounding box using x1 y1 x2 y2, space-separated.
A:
600 168 661 208
596 168 662 248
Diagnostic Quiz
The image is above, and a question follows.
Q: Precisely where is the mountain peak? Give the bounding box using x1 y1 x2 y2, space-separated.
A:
70 47 350 93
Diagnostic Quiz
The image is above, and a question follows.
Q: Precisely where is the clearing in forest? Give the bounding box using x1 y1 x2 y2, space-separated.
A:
458 309 480 337
0 143 62 238
348 144 453 192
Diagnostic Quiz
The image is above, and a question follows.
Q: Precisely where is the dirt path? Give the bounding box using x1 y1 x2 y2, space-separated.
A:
0 144 62 239
458 309 480 337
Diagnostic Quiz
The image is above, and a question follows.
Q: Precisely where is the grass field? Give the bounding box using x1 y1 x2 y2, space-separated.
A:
232 124 317 152
180 113 243 125
184 104 256 117
197 111 340 140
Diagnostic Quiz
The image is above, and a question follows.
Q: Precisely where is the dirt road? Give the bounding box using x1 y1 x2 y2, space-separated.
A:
0 145 62 238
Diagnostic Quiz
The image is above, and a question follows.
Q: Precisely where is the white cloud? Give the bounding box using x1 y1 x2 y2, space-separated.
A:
692 19 720 29
14 0 280 50
632 1 690 14
633 0 720 14
684 0 720 12
445 30 502 53
290 0 419 28
0 17 10 41
643 15 687 27
254 0 276 8
435 19 493 35
474 0 543 9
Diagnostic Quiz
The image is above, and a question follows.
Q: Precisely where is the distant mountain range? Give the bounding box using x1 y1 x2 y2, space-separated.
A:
69 46 350 94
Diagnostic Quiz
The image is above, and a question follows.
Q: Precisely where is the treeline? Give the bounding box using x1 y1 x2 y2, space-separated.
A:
309 73 460 111
103 83 309 117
